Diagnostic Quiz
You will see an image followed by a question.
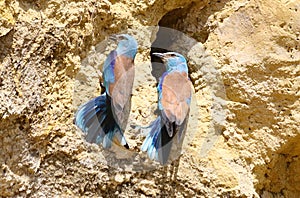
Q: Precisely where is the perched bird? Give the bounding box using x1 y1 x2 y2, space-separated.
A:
141 52 193 165
75 34 138 149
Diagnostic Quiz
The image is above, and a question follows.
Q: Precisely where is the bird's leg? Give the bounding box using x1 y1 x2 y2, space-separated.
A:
172 154 181 181
162 165 169 183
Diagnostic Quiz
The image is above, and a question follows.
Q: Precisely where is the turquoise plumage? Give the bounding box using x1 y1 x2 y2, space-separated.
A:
75 34 137 149
141 52 193 165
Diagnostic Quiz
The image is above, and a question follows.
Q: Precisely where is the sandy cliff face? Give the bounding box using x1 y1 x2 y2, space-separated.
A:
0 0 299 197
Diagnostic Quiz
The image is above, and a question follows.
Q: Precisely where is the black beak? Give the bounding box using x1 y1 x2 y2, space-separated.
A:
109 34 119 42
152 52 166 61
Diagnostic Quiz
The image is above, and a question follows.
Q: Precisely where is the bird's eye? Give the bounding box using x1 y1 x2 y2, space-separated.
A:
170 53 176 57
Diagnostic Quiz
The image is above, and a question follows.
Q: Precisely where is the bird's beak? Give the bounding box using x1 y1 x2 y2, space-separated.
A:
109 34 119 42
152 52 166 61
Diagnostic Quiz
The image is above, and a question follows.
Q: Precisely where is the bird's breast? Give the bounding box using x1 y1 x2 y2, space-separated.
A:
160 71 192 124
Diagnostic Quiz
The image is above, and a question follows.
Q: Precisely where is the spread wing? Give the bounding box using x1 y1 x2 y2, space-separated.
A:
160 71 192 127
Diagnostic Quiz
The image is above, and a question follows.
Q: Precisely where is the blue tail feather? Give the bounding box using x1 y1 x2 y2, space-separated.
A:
84 104 106 126
141 117 161 152
141 115 188 165
76 95 106 131
141 116 172 165
75 94 129 149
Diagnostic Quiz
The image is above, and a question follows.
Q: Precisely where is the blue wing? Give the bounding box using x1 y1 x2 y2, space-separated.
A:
157 72 168 111
103 50 117 94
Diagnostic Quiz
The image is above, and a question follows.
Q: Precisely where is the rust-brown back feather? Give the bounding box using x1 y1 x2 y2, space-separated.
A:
109 55 135 129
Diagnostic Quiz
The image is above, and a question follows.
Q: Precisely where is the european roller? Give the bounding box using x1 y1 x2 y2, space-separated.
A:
75 34 138 149
141 52 193 165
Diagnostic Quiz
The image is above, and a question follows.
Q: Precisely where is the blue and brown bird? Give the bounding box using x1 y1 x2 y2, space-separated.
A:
141 52 193 165
75 34 138 149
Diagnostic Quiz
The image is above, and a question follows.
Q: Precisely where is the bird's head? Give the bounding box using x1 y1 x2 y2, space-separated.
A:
109 34 138 59
152 52 188 73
